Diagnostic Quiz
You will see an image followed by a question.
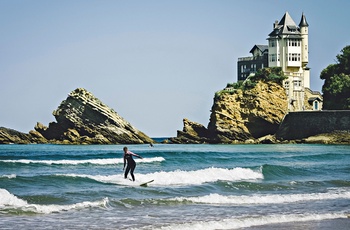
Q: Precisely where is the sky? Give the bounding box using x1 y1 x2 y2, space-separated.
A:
1 0 349 137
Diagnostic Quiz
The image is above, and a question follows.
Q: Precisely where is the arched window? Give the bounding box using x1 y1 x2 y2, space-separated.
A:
314 101 318 110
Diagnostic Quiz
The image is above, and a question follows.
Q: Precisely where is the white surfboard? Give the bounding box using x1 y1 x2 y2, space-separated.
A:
140 179 154 187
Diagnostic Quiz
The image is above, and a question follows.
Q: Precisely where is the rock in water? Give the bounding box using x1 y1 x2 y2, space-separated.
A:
171 80 288 144
36 88 154 144
208 81 288 143
170 118 210 144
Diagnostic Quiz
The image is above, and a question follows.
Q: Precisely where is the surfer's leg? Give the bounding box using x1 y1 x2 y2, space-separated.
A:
130 164 136 181
124 165 131 179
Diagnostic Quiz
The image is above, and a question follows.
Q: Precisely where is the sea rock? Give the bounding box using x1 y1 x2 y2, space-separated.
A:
169 118 210 144
0 127 31 144
171 80 288 144
302 131 350 144
208 81 288 143
35 88 154 144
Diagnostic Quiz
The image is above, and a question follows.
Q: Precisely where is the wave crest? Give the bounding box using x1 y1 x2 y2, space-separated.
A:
0 188 108 214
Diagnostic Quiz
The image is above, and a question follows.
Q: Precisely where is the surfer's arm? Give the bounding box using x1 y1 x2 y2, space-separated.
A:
123 153 126 169
128 151 143 159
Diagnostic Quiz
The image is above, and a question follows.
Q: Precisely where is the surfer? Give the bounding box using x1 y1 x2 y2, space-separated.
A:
123 147 143 181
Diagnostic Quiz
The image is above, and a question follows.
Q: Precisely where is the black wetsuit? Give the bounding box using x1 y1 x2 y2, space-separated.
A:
124 153 136 181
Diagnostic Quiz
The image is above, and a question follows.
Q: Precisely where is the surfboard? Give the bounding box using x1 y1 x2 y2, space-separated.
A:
140 180 154 187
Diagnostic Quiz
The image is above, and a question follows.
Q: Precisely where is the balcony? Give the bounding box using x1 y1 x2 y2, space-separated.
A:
238 56 266 62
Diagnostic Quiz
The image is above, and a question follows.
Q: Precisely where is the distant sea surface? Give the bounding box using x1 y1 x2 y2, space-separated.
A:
1 144 349 229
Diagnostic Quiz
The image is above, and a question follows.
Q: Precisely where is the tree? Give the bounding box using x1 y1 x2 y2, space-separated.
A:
320 45 350 109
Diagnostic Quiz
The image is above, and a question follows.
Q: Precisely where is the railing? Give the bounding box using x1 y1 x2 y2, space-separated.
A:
284 72 303 77
238 56 266 61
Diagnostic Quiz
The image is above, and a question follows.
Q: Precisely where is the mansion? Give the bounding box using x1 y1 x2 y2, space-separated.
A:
237 12 322 112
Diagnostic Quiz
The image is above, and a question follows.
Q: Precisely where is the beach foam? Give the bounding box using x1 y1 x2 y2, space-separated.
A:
150 213 346 230
170 188 350 204
0 188 108 214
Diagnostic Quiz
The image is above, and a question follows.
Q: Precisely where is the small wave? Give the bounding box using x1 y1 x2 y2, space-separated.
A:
169 188 350 205
0 157 165 166
0 188 108 214
58 167 263 186
0 174 16 179
260 164 307 179
149 213 346 230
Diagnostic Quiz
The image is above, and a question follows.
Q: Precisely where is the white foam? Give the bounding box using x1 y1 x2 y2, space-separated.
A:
59 167 263 186
151 213 346 230
0 157 164 165
170 189 350 204
141 167 263 186
0 174 16 179
0 188 108 214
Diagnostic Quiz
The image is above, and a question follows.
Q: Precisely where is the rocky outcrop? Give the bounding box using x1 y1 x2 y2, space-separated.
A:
208 81 288 143
34 88 154 144
301 131 350 144
169 119 210 144
172 80 288 144
0 88 154 144
0 127 47 144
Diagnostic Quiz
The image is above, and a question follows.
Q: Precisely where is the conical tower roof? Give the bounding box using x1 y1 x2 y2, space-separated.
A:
299 13 309 27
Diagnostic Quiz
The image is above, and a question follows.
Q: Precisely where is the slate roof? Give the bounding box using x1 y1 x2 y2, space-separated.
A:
299 13 309 27
250 45 268 54
268 12 302 37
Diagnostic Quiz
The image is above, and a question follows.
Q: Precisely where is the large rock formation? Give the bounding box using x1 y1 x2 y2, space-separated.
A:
34 88 154 144
169 119 210 144
171 80 288 143
208 81 288 143
0 88 154 144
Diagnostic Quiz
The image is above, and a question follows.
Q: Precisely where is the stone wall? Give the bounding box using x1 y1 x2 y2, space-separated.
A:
276 110 350 140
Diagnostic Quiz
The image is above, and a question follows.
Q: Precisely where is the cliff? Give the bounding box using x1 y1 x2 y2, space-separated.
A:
171 80 288 143
0 88 154 144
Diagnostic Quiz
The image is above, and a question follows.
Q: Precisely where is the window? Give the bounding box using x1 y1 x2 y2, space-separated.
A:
314 101 318 110
270 40 276 47
284 81 290 89
288 39 301 47
270 54 277 62
289 53 301 61
293 80 301 88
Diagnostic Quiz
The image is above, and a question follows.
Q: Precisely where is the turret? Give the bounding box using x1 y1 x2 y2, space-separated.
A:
299 13 309 65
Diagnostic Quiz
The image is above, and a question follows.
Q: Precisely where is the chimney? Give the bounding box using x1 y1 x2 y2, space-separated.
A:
273 20 278 29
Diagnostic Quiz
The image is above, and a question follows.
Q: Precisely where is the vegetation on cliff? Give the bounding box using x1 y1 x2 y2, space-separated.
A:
172 68 288 144
215 67 286 99
321 45 350 110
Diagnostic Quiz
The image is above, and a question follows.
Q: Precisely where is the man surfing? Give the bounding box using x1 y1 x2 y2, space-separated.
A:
123 147 143 181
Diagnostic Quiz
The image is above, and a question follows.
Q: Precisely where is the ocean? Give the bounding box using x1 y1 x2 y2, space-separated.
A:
0 144 349 229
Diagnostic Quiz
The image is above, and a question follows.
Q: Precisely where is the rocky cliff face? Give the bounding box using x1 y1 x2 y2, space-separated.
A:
169 119 210 144
0 88 154 144
34 88 154 144
208 81 288 143
172 80 288 143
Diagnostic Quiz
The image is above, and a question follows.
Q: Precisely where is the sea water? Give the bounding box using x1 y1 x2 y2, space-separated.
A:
0 144 349 229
